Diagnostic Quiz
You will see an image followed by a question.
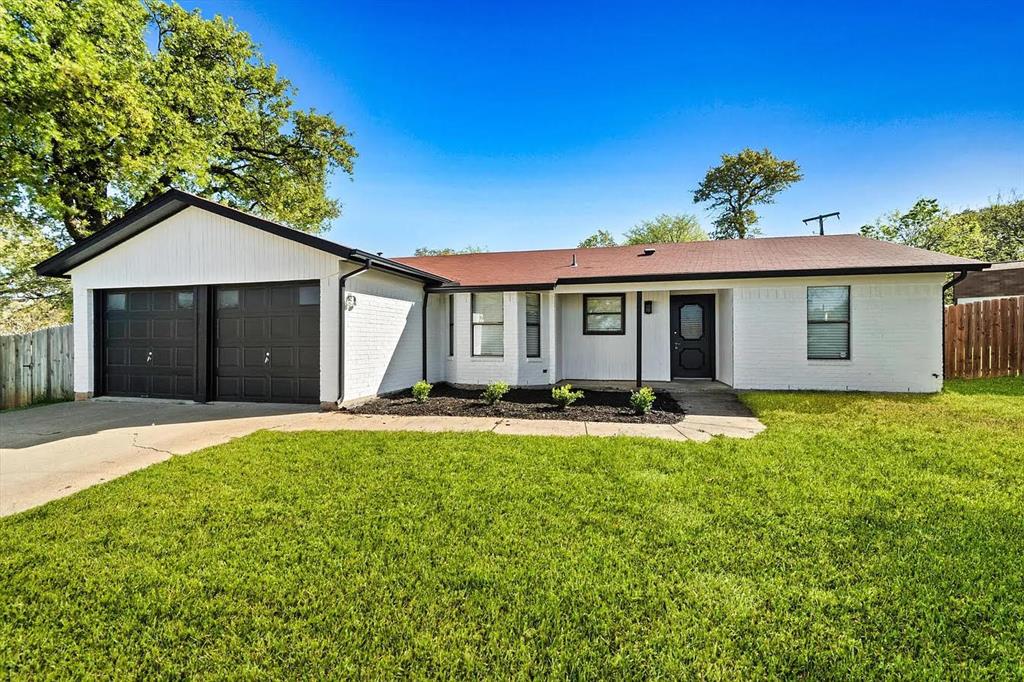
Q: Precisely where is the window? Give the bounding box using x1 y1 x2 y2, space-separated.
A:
105 293 126 311
679 304 702 340
471 292 503 356
807 286 850 359
217 289 239 309
298 286 319 305
448 294 454 357
176 291 194 310
525 293 541 358
583 294 626 334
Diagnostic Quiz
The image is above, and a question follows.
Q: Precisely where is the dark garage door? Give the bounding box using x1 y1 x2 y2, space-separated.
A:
214 282 320 403
101 288 197 399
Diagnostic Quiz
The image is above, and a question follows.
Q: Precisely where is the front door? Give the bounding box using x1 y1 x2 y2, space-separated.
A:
670 295 715 378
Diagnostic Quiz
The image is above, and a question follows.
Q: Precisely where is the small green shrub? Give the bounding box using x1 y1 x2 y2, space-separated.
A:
551 384 584 409
481 381 510 405
629 386 656 415
411 380 432 403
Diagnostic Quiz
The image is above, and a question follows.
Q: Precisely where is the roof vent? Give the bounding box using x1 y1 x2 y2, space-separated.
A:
570 253 577 267
642 248 656 256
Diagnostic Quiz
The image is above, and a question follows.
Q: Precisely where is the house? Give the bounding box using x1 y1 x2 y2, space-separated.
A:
953 261 1024 303
35 190 988 406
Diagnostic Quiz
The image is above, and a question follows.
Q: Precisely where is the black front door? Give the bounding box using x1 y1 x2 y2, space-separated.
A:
670 294 715 379
213 282 320 403
101 288 198 399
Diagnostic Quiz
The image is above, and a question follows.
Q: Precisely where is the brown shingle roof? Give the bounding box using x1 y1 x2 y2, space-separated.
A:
394 235 987 288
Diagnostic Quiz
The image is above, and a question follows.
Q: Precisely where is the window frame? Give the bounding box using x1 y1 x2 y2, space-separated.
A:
470 292 504 357
582 293 626 335
806 285 851 360
448 294 454 357
525 292 541 358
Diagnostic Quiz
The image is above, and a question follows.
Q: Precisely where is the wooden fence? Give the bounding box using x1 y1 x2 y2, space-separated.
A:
0 324 74 410
944 296 1023 379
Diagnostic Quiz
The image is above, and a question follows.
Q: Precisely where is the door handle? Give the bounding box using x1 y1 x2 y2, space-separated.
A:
264 351 270 365
146 351 153 363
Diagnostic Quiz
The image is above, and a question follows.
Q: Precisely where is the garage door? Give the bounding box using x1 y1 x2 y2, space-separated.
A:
101 288 197 399
213 282 320 403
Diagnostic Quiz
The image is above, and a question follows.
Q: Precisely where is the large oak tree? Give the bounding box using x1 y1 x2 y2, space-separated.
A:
0 0 356 332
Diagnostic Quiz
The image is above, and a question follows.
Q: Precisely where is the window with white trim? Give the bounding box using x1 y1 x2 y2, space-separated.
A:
583 294 626 334
525 293 541 358
471 293 503 356
807 286 850 359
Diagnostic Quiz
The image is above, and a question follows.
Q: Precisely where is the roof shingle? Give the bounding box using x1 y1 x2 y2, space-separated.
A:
394 235 986 288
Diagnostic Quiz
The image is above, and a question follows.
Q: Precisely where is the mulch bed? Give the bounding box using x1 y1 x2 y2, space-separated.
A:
348 383 686 423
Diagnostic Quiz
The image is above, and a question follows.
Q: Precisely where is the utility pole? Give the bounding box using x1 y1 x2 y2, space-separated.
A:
803 211 840 236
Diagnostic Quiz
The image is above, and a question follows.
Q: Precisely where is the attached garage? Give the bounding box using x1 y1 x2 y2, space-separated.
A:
37 190 447 407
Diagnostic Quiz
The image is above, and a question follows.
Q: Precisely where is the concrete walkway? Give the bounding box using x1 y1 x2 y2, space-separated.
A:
2 398 764 517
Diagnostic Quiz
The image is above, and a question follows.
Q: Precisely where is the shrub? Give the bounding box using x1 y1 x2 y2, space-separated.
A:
411 380 432 403
481 381 510 405
551 384 584 409
629 386 656 415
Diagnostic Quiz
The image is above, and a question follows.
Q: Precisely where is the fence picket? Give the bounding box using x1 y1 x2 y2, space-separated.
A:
0 324 74 409
944 296 1024 380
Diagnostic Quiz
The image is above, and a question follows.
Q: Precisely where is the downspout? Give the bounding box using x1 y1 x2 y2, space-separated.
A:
939 270 970 382
337 259 372 407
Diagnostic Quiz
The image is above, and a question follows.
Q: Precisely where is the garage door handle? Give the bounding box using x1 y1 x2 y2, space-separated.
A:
146 351 153 363
264 351 270 365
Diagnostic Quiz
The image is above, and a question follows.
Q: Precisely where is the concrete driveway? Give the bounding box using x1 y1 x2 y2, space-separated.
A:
1 400 318 517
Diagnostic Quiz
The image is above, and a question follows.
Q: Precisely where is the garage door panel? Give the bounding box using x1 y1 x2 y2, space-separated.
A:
297 347 318 370
243 347 266 368
215 282 319 404
218 347 241 368
152 319 174 339
152 291 174 311
176 348 195 368
244 287 268 311
101 288 197 400
217 317 241 340
269 316 294 338
129 319 150 339
243 317 267 338
106 320 128 339
176 319 195 339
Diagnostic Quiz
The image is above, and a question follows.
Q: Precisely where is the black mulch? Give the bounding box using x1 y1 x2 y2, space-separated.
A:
347 384 686 423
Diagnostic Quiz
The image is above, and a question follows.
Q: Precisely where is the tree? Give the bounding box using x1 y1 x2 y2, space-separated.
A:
577 229 618 248
692 148 802 239
623 213 706 244
860 196 1023 263
578 215 706 248
413 245 486 256
0 0 356 329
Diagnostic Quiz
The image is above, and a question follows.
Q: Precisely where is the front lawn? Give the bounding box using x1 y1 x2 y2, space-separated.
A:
2 378 1022 678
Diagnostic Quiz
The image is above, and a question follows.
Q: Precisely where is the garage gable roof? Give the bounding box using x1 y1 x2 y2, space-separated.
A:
34 189 449 284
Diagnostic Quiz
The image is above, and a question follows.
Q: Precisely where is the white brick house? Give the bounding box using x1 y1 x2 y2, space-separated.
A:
36 190 988 406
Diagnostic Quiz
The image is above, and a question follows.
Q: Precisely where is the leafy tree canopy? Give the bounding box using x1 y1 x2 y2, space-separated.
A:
413 245 486 256
860 196 1023 263
577 229 618 248
0 0 356 331
578 214 706 248
693 148 802 239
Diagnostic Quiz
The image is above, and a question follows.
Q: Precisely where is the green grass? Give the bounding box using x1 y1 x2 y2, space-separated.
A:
2 379 1022 678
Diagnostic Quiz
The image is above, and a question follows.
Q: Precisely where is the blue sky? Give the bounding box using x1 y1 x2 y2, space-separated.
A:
183 0 1023 256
